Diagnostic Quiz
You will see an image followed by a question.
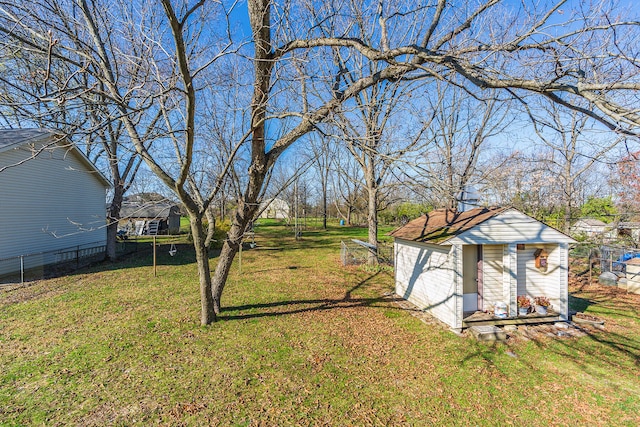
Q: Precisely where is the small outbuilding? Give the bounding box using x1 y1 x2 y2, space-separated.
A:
0 129 111 277
390 207 576 330
615 222 640 243
623 258 640 295
119 202 181 235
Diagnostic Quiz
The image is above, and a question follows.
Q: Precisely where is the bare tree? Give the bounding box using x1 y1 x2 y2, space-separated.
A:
0 0 239 324
0 4 155 261
3 0 640 325
330 149 365 226
329 75 429 264
405 83 511 209
526 103 623 232
307 134 337 229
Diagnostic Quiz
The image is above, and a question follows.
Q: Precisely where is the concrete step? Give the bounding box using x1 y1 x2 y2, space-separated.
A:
469 325 507 342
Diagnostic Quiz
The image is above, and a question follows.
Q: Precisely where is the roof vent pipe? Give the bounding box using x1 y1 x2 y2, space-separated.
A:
457 185 480 212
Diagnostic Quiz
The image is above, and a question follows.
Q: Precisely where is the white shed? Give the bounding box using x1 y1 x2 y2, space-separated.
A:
0 129 111 277
390 207 576 330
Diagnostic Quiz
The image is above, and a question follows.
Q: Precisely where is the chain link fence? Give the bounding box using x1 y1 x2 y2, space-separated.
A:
0 240 139 285
569 242 640 289
340 240 394 266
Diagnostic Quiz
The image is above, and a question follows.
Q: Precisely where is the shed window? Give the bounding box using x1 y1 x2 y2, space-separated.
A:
517 244 525 250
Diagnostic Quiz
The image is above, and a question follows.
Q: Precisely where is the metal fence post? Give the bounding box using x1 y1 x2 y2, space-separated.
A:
609 250 613 273
587 248 593 285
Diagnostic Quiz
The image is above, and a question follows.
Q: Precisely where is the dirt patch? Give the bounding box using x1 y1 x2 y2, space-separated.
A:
389 292 450 329
569 268 640 300
573 312 603 322
0 278 70 306
511 323 588 341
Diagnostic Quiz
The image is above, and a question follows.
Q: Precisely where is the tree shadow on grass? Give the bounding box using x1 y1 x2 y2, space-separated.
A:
248 265 311 274
219 270 413 321
569 293 592 313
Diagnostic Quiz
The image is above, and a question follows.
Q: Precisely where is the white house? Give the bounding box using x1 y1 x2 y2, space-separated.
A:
259 198 290 220
0 129 111 277
390 207 576 330
570 218 609 238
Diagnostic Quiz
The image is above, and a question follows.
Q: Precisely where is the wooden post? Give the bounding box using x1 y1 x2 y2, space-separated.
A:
153 235 157 277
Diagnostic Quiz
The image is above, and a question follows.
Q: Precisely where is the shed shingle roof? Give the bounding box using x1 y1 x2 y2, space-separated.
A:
389 207 509 244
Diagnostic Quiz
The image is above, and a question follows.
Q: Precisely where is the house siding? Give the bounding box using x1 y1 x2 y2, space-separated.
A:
0 141 107 275
394 239 457 328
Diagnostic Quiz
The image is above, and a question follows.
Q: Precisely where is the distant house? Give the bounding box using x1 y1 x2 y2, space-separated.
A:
259 198 290 219
571 218 609 238
119 201 181 235
390 207 575 330
615 222 640 242
0 129 111 277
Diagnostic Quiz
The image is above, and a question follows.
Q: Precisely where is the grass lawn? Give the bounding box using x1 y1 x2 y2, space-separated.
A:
1 222 639 425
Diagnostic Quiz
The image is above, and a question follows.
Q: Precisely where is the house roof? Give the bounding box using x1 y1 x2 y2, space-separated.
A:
0 128 56 150
618 222 640 228
389 207 510 244
120 202 180 219
573 218 607 227
0 128 111 188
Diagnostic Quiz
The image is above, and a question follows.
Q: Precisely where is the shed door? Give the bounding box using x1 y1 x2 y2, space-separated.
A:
477 245 484 311
463 245 483 312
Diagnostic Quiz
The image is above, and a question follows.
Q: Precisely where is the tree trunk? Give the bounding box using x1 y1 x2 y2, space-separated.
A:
106 220 118 261
105 185 124 261
367 185 379 266
211 208 248 314
322 180 327 229
205 208 216 247
211 238 239 315
563 199 572 234
189 214 216 325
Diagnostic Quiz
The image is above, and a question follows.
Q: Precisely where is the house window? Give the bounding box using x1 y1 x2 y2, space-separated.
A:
517 244 525 250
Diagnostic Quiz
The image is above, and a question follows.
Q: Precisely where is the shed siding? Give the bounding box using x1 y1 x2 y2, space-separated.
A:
447 209 574 245
504 244 518 316
452 244 463 330
516 244 562 309
394 239 457 328
482 244 504 309
0 142 107 275
558 243 569 320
